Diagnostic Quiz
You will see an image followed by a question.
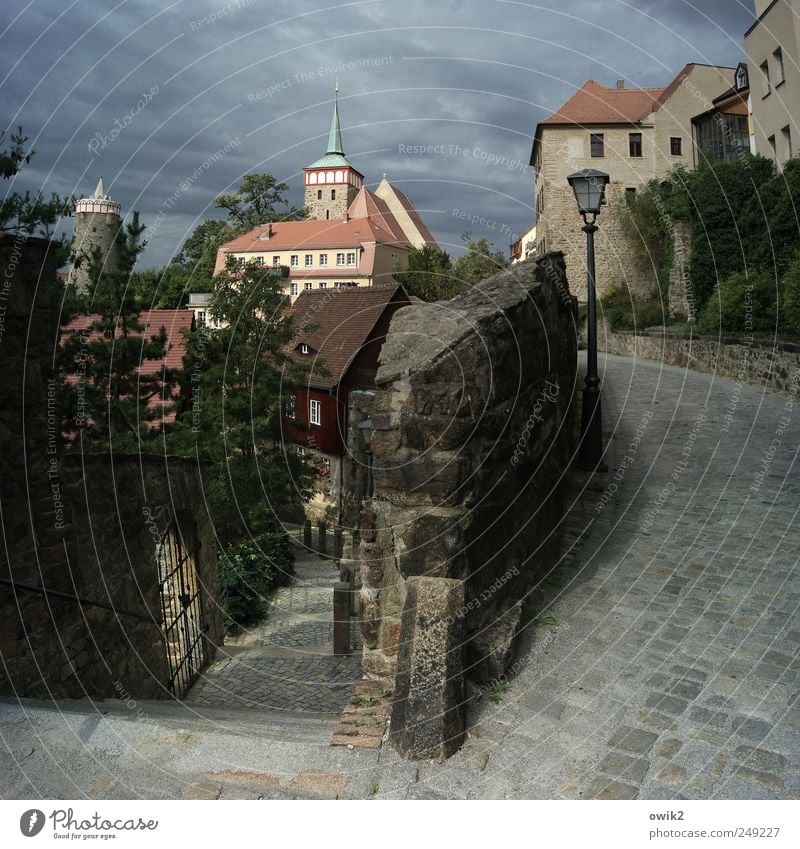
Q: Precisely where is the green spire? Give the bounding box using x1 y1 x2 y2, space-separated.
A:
326 81 344 155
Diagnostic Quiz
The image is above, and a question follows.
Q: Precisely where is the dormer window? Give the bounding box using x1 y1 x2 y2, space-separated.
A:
301 344 309 355
735 64 748 92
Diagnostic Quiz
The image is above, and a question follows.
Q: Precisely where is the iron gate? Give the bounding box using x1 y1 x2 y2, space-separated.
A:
157 521 206 698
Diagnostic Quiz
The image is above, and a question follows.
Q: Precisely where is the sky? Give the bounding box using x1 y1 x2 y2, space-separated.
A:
1 0 756 268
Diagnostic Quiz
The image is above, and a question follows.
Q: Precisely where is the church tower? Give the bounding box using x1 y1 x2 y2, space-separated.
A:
303 85 364 220
68 177 122 292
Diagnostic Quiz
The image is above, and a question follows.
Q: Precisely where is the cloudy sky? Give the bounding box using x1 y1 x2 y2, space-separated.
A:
2 0 755 267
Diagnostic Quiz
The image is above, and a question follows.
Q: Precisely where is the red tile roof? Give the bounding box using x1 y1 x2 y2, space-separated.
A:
61 309 193 426
285 285 408 389
542 79 666 126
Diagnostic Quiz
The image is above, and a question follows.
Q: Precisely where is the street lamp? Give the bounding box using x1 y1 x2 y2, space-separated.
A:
567 168 610 472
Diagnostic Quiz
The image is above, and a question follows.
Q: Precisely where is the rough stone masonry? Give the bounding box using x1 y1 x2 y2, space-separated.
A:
356 251 578 759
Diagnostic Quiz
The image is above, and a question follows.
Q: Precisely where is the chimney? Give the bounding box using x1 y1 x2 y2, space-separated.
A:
258 222 272 240
617 80 625 89
342 213 349 222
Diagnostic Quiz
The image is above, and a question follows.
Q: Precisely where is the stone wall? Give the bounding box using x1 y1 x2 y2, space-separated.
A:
601 327 800 395
0 235 222 700
358 252 578 757
538 183 658 301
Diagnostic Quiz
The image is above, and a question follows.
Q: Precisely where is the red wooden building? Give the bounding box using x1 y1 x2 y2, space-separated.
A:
282 284 410 508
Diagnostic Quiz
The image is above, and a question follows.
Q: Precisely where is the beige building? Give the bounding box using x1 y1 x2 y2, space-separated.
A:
510 223 536 263
214 92 438 301
745 0 799 168
530 64 736 300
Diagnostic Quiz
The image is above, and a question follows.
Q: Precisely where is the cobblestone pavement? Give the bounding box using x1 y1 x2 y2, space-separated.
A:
371 353 800 800
186 541 362 715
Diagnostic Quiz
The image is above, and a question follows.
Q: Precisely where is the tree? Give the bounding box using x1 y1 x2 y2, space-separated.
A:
166 258 314 545
214 173 305 231
127 263 193 309
451 234 509 286
1 125 72 245
393 246 465 301
60 213 175 451
173 218 235 287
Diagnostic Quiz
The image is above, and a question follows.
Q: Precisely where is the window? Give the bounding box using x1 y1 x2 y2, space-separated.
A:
196 310 206 326
305 281 312 290
625 188 636 204
237 256 246 267
783 126 793 160
768 134 777 160
670 137 682 156
336 252 345 266
255 256 264 265
319 253 328 266
319 281 327 289
629 133 643 157
590 133 605 157
290 254 298 267
774 48 785 85
272 255 280 266
761 61 771 97
305 254 313 267
309 399 321 426
736 64 748 91
330 189 336 200
301 344 310 355
317 189 322 200
346 252 356 266
284 395 296 418
296 446 305 458
290 282 298 296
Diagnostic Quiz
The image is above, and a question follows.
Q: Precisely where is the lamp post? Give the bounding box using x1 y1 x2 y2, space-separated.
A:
567 168 610 472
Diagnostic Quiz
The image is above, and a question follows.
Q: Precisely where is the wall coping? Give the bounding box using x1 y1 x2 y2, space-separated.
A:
609 329 800 355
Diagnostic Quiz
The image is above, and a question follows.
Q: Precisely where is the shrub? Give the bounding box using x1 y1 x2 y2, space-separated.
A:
218 531 294 634
779 255 800 340
695 269 778 336
599 282 668 331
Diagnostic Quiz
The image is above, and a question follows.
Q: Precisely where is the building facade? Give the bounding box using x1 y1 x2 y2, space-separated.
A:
68 177 122 292
692 62 754 164
745 0 800 168
281 284 411 519
214 92 438 302
530 65 736 300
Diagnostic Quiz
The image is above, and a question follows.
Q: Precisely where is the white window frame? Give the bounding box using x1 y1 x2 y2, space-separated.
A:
305 281 312 290
305 254 313 267
319 253 328 267
346 251 356 266
272 255 280 266
336 252 345 266
309 399 321 426
290 282 298 296
290 254 299 267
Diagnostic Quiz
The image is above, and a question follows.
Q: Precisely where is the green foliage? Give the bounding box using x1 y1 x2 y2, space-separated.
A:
484 679 509 704
214 173 305 231
600 282 668 331
127 263 194 309
166 258 315 545
0 124 72 243
60 213 172 451
172 217 236 291
218 531 294 633
393 245 465 300
451 234 509 287
696 269 776 335
682 155 776 310
779 255 800 337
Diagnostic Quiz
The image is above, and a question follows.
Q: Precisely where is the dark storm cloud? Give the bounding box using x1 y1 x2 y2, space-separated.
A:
1 0 756 266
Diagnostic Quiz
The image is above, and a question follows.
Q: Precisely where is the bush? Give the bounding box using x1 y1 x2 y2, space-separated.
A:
599 282 668 331
779 255 800 339
218 531 294 634
695 269 778 336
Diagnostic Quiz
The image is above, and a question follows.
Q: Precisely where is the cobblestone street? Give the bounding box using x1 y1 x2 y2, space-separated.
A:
186 537 362 715
377 352 800 799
